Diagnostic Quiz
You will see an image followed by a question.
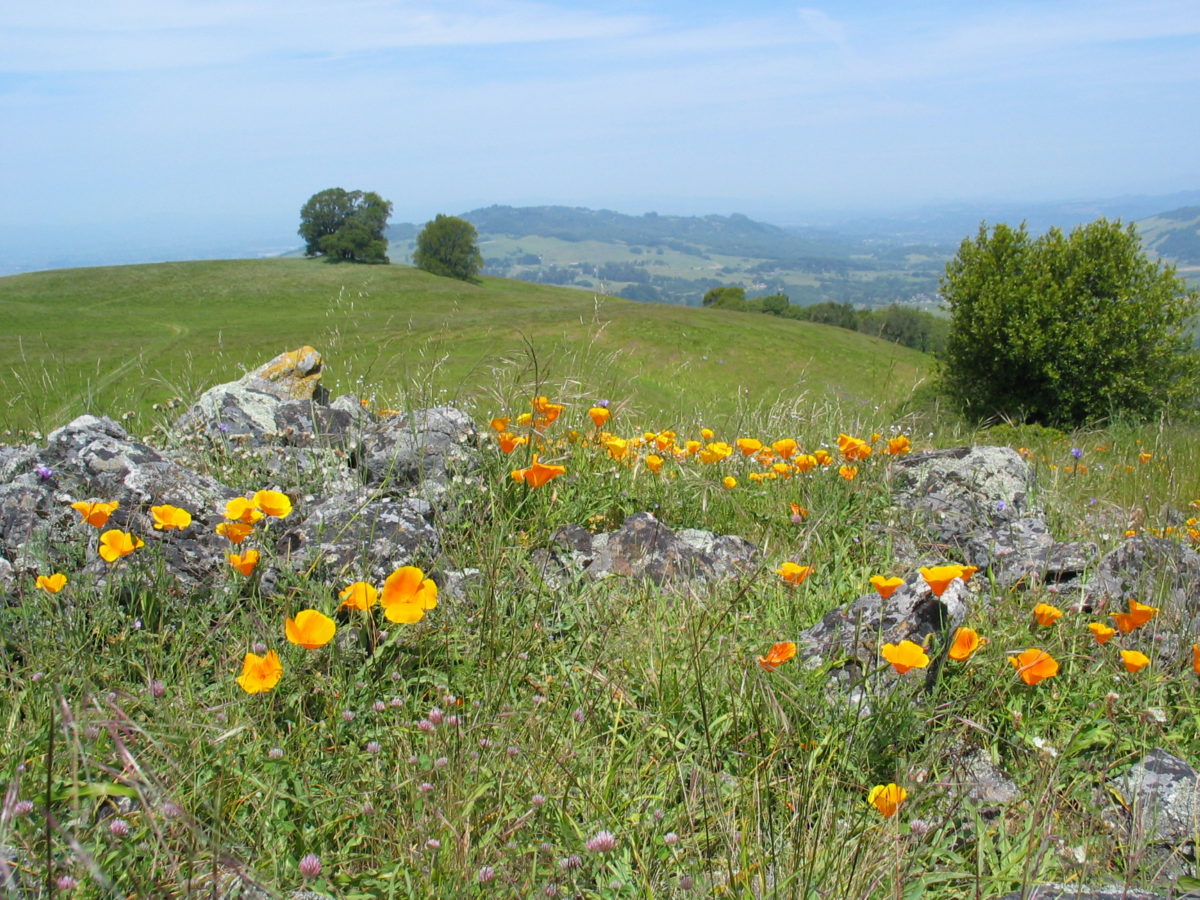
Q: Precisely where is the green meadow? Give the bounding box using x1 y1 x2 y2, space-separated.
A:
0 259 929 435
2 259 1200 898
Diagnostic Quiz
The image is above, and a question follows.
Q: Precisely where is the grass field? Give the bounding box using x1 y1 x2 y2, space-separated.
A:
0 259 930 436
3 258 1200 898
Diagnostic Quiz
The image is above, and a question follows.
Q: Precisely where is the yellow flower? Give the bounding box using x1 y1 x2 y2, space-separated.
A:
698 442 732 464
216 521 254 544
700 427 715 441
252 489 292 519
867 783 907 818
1088 622 1116 644
1119 650 1150 673
35 573 68 593
606 437 630 460
98 529 144 563
757 641 797 672
880 640 929 674
886 435 912 455
224 497 265 525
1032 603 1064 626
150 504 192 531
339 581 379 611
869 575 904 599
1138 451 1152 463
71 500 119 528
838 464 858 481
381 565 439 624
515 412 533 427
285 609 336 649
1008 648 1059 685
793 454 817 472
722 476 738 490
588 407 611 428
813 449 833 467
947 627 985 662
228 549 260 576
772 438 798 459
777 562 813 585
236 649 282 694
644 454 664 473
736 438 763 456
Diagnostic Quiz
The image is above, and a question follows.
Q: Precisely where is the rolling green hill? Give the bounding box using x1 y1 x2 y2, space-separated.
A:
0 258 931 434
1135 206 1200 277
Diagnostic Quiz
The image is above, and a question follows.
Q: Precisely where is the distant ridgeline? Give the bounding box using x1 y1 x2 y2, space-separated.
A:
386 205 950 310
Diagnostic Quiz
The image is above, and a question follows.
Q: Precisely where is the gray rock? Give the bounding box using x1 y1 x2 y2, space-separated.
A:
1077 536 1200 621
950 745 1021 808
538 512 757 586
275 491 438 583
359 406 479 498
996 886 1174 900
1106 748 1199 872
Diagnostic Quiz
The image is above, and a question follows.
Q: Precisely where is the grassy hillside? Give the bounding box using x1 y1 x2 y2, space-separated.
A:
0 259 931 435
1136 206 1200 282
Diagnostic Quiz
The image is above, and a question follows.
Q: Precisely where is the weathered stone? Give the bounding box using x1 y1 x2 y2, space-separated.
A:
950 745 1021 807
275 491 438 584
1103 748 1199 877
359 406 479 498
1077 536 1200 620
539 512 757 586
996 886 1172 900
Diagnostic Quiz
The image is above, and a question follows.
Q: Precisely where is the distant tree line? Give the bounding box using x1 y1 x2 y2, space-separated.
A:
702 286 948 354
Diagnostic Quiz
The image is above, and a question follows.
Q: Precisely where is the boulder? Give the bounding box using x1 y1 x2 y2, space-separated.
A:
1102 748 1199 879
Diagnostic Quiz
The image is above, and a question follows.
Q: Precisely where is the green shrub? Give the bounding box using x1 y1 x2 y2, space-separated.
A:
940 219 1200 426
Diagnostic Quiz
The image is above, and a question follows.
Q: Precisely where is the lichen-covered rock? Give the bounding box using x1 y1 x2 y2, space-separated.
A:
275 491 438 583
1102 748 1199 879
359 406 479 499
537 512 757 585
996 887 1172 900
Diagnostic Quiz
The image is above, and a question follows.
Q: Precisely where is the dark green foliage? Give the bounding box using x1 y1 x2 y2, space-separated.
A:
940 219 1200 425
413 214 483 281
298 188 392 263
701 286 747 309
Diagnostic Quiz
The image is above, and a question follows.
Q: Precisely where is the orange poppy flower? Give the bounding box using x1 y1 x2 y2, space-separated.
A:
98 529 144 563
1193 643 1200 676
789 502 809 521
644 454 664 473
793 454 818 473
813 449 833 467
869 575 905 599
252 489 292 519
284 609 336 649
736 438 763 456
867 783 907 818
947 627 985 661
698 442 733 464
489 416 510 433
777 562 813 585
1088 622 1116 644
588 407 611 428
339 581 379 611
880 640 929 674
496 432 526 453
838 465 858 481
700 427 715 441
1138 451 1152 464
512 455 566 488
228 549 260 576
236 649 282 694
837 433 872 462
1033 603 1064 626
919 565 966 597
757 641 798 671
1119 650 1150 673
1008 648 1059 685
772 438 798 459
150 504 192 531
216 521 254 544
381 565 439 624
35 573 68 594
71 500 119 528
224 497 265 525
1111 599 1158 634
606 437 630 461
886 435 912 455
722 476 738 490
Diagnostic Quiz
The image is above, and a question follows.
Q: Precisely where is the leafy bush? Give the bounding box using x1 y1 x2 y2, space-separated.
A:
940 219 1200 426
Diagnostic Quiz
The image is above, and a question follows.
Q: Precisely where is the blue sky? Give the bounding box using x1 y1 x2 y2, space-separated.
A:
2 0 1198 255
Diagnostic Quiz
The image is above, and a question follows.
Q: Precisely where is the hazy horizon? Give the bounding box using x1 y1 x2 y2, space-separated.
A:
3 0 1198 273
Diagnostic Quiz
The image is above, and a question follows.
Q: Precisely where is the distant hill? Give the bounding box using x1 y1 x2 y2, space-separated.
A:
387 206 949 309
0 258 931 433
1134 206 1200 269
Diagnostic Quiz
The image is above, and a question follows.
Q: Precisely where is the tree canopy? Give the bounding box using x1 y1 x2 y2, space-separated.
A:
412 214 483 281
940 219 1200 425
299 189 392 264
